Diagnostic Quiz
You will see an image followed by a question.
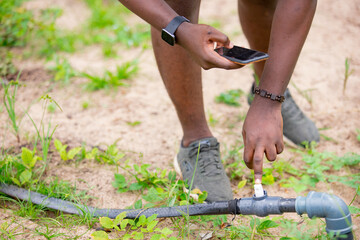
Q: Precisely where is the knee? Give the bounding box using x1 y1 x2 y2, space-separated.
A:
165 0 201 22
238 0 277 9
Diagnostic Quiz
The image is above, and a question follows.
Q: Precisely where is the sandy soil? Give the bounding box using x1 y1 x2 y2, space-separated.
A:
1 0 360 239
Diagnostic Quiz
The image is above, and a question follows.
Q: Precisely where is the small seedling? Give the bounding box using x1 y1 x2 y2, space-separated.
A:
126 121 141 127
343 58 354 95
54 139 82 161
82 101 90 110
207 111 218 127
215 89 244 107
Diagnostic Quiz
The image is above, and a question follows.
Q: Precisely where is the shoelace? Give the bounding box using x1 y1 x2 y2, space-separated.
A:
189 141 222 177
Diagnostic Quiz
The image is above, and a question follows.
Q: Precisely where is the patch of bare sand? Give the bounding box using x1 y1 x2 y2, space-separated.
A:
1 0 359 238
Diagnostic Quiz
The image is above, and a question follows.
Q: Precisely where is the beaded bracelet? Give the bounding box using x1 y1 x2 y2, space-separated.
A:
253 87 285 103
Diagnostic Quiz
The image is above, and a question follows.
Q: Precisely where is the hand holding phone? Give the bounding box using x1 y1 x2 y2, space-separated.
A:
215 46 269 65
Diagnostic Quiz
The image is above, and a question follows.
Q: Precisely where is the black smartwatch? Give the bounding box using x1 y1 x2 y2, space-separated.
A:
161 16 190 46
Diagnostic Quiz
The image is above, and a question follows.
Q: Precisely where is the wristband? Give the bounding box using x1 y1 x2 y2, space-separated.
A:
161 16 190 46
253 87 285 103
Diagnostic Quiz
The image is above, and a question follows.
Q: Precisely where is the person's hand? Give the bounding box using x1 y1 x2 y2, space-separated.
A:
242 96 284 183
176 22 243 70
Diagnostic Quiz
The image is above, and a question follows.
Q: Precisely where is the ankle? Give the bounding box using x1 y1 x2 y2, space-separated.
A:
182 134 213 147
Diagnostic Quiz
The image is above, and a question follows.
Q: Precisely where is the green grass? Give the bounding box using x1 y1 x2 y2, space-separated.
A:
215 89 244 107
82 60 139 91
2 76 21 143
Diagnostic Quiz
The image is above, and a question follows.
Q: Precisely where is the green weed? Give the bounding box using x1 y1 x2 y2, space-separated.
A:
0 0 33 48
207 111 219 127
95 143 124 165
291 81 315 106
0 218 26 239
82 101 90 110
126 121 141 127
343 58 354 95
54 139 82 162
33 224 66 239
0 50 17 77
215 89 244 107
47 56 77 84
2 77 22 143
112 164 169 193
281 145 360 193
85 0 150 48
92 212 176 240
27 94 60 166
82 60 138 91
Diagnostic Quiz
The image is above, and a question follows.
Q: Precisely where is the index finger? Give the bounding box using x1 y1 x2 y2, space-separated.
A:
253 147 264 184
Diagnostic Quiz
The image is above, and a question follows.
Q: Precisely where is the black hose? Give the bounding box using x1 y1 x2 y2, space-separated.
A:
0 183 236 218
0 184 353 240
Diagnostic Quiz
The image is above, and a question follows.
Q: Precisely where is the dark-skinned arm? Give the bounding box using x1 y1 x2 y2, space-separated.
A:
242 0 317 183
118 0 241 70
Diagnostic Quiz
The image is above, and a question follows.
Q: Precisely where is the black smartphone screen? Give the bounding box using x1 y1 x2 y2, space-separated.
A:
215 46 269 65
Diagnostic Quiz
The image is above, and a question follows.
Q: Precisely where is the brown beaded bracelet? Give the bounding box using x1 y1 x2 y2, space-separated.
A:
253 87 285 103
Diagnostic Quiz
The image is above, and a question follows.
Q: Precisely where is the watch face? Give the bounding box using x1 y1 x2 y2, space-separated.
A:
161 29 175 46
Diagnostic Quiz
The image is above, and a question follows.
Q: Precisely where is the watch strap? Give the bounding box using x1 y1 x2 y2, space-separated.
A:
164 16 190 36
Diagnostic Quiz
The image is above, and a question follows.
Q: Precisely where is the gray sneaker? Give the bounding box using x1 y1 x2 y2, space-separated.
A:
174 137 233 202
248 83 320 146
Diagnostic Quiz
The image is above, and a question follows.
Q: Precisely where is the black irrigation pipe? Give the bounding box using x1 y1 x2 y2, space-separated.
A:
0 183 353 240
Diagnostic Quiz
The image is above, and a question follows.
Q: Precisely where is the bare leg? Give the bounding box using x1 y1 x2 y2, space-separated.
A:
238 0 277 79
151 0 211 147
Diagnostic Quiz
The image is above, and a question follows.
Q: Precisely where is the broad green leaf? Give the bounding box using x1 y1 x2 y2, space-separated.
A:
136 215 146 227
150 234 162 240
147 214 158 223
349 206 360 214
91 231 109 240
132 231 143 239
142 187 164 203
112 173 128 191
19 170 31 184
237 180 247 189
179 200 189 206
114 212 127 225
134 199 142 209
301 175 318 187
86 148 99 159
160 227 173 236
120 219 129 229
129 182 143 191
198 191 208 203
99 217 114 229
60 149 68 161
262 174 275 185
11 177 21 186
68 147 81 160
54 139 63 151
147 220 158 232
257 220 279 231
21 147 36 168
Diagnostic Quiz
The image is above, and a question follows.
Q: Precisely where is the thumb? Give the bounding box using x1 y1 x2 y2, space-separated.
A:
207 27 232 48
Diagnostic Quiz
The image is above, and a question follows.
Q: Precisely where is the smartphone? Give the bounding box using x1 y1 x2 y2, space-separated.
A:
215 46 269 65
